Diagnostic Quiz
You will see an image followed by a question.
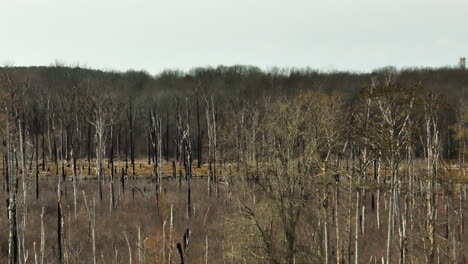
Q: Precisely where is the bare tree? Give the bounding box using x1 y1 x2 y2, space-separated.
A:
355 77 422 263
87 86 118 201
230 91 344 263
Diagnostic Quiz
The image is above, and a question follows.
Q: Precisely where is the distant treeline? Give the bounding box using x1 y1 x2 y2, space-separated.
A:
2 64 467 100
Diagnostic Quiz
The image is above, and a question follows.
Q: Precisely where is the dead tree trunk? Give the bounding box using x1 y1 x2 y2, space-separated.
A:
127 97 135 175
57 166 63 264
184 99 193 218
424 112 439 263
5 134 19 264
87 123 92 176
176 99 183 180
110 124 115 211
149 108 163 194
125 128 128 175
196 88 202 168
164 112 169 161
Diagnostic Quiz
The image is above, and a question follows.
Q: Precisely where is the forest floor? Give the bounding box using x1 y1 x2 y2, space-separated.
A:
1 159 234 263
2 159 467 263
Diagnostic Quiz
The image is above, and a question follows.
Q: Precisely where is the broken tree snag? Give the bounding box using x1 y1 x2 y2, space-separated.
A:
176 243 184 264
176 228 191 264
61 163 66 181
183 228 191 252
187 179 191 219
57 173 63 264
121 167 125 195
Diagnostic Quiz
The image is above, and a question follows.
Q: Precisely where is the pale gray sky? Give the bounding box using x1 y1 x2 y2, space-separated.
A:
1 0 467 74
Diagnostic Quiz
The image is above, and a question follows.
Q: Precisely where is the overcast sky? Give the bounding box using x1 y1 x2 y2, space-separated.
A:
0 0 467 74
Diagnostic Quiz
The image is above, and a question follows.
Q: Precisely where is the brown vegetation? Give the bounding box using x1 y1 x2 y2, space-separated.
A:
0 65 467 263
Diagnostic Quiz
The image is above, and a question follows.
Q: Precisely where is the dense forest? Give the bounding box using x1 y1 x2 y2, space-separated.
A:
1 64 466 157
0 64 467 263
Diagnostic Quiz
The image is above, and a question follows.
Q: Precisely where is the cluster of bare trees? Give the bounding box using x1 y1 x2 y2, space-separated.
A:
0 63 467 264
225 78 467 263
